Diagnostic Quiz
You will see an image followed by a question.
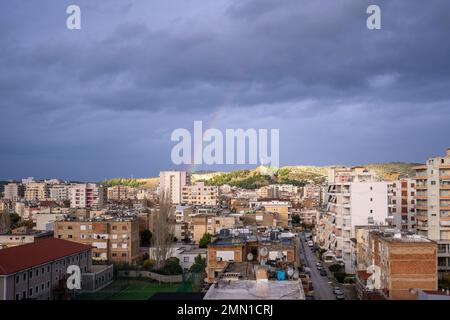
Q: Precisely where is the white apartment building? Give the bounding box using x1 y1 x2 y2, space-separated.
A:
414 148 450 276
49 184 70 202
159 171 191 204
320 167 392 273
69 183 106 208
391 178 416 232
3 183 23 201
181 182 219 206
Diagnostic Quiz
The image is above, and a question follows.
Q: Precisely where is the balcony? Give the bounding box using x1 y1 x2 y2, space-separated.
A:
415 205 428 210
441 184 450 190
413 175 428 180
415 195 428 200
416 185 428 190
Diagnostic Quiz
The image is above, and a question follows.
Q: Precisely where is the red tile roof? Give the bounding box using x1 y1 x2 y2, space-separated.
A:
0 238 92 275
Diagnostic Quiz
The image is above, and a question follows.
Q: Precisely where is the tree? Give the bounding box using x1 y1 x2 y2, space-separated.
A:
159 257 182 275
142 259 156 270
291 214 300 225
0 211 11 233
152 192 175 269
140 229 152 247
189 254 206 273
9 213 20 227
199 233 212 248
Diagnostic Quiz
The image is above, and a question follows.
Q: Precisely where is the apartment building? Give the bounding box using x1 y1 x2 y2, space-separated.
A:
54 216 140 265
319 167 392 273
391 178 416 232
0 238 92 300
355 228 437 300
49 184 71 202
206 229 298 284
25 182 49 202
181 182 219 206
257 186 279 199
3 183 24 202
175 205 193 223
69 183 106 208
191 215 237 243
107 185 135 202
413 148 450 276
159 171 191 204
260 200 292 228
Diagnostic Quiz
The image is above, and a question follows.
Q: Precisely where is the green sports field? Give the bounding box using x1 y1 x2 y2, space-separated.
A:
75 278 181 300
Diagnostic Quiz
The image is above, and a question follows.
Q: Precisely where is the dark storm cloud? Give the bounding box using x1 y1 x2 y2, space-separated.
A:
0 0 449 179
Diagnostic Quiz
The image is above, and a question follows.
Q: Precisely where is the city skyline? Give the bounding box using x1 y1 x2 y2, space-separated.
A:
1 0 449 181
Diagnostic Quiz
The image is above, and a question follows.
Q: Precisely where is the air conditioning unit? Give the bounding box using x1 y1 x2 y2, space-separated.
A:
216 257 222 262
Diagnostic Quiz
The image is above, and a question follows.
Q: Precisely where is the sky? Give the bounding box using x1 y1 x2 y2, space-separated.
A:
0 0 449 181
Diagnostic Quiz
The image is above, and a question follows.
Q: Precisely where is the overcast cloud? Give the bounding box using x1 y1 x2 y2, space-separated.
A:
0 0 449 180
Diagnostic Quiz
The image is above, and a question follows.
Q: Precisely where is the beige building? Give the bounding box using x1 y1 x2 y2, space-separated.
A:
107 185 135 202
181 182 219 206
261 200 292 228
413 148 450 276
25 182 49 201
191 215 237 243
3 183 24 202
54 217 140 265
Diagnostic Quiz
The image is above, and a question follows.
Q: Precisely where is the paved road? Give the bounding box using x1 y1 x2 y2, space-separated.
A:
299 234 336 300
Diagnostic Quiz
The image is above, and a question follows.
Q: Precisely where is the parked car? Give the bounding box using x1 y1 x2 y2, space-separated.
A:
316 262 322 267
333 287 341 294
320 269 327 276
336 294 345 300
317 265 323 271
334 289 343 295
308 240 314 247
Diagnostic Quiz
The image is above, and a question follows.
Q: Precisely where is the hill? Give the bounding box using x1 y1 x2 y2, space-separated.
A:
102 162 419 190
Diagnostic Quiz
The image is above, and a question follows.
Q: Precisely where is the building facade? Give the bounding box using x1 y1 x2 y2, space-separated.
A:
159 171 191 204
413 148 450 276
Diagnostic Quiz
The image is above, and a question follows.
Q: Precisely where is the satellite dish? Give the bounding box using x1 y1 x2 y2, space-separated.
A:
247 253 254 261
260 247 269 257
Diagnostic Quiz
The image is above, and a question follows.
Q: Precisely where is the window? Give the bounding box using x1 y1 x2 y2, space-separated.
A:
370 198 373 202
47 281 50 288
41 267 44 274
36 286 39 294
68 235 73 239
36 269 39 276
42 284 44 290
47 266 50 272
16 294 20 300
183 257 190 263
431 181 436 185
23 274 26 281
16 275 19 283
370 209 373 214
29 271 33 279
29 288 33 296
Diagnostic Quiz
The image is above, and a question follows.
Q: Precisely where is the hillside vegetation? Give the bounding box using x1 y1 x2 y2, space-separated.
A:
102 162 419 190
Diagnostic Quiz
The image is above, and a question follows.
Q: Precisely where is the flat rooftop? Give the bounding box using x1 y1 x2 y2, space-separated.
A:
204 280 305 300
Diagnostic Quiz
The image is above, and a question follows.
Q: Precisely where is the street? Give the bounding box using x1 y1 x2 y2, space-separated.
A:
299 233 336 300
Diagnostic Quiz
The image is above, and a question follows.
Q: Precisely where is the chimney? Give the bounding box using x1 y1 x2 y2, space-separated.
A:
446 148 450 157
